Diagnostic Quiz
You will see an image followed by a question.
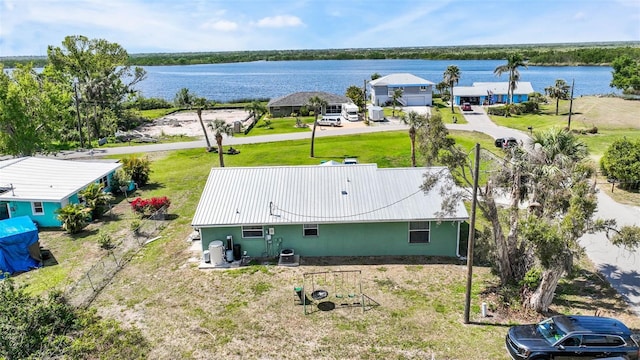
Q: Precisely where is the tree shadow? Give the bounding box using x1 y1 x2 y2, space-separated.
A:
554 265 640 314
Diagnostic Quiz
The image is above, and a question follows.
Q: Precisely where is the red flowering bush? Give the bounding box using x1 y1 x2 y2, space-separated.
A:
130 196 171 215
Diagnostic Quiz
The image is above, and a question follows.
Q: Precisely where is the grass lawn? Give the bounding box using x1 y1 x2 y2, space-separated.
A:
16 129 640 359
236 116 314 137
433 98 469 124
139 107 181 120
489 96 640 157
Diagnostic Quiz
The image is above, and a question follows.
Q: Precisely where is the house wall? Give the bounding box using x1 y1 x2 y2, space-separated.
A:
371 85 432 106
8 200 63 227
200 221 461 258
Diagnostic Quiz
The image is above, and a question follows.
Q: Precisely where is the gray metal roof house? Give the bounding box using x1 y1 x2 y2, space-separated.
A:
266 91 351 117
192 164 469 259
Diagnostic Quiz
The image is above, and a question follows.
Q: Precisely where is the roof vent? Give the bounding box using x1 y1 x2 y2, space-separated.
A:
341 190 348 195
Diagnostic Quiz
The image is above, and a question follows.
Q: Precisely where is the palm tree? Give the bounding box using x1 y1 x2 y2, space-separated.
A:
443 65 461 113
494 53 528 104
391 88 403 117
55 203 91 234
174 88 214 150
307 95 328 157
194 97 214 151
207 119 234 167
79 182 114 220
244 100 267 121
544 79 571 115
401 111 427 167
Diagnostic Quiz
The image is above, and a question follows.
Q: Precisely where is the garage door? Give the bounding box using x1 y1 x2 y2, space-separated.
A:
406 96 426 106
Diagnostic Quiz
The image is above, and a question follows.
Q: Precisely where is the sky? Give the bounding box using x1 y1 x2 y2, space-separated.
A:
1 0 639 57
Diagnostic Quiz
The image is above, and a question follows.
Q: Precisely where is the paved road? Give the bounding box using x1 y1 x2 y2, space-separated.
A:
579 191 640 316
51 105 640 314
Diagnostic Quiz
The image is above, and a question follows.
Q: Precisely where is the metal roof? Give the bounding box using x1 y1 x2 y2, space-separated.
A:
453 82 534 97
0 157 122 202
267 91 351 107
192 164 468 227
370 73 435 87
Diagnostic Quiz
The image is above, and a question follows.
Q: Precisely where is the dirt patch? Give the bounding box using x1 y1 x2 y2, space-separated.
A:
136 109 250 137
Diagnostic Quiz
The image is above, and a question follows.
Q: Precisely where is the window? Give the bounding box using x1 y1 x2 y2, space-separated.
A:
581 335 609 346
242 225 264 238
409 221 430 243
420 86 428 92
99 176 108 187
303 224 318 237
32 201 44 215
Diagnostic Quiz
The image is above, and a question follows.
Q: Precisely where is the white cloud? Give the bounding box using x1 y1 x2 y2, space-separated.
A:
202 20 238 32
574 11 586 20
256 15 303 28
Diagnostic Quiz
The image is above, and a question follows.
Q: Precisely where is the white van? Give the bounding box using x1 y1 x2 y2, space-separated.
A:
317 115 341 127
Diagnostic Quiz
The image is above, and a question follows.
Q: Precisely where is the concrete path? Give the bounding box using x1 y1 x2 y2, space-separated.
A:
49 105 640 314
579 191 640 316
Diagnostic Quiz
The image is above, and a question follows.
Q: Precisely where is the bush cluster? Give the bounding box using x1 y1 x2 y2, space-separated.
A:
130 196 171 214
487 101 539 116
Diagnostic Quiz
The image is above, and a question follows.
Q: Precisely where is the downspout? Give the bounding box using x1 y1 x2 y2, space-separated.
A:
456 221 462 258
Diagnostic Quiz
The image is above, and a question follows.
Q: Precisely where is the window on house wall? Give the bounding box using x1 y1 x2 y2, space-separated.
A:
242 225 264 238
420 86 428 92
409 221 430 243
32 201 44 215
99 176 108 187
303 224 318 237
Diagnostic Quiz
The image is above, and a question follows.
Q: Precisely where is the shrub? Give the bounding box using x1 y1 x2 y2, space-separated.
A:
0 278 149 359
600 138 640 190
97 230 114 250
130 196 171 215
299 106 309 116
56 204 91 234
121 156 151 187
79 182 114 220
111 168 133 195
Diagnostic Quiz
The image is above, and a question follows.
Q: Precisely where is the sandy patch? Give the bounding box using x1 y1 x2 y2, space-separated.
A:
136 109 250 137
136 109 372 138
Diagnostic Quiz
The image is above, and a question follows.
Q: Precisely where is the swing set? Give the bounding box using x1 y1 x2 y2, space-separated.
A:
295 270 378 315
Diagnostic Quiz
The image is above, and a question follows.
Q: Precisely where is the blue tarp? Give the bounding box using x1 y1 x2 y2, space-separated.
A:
0 216 41 276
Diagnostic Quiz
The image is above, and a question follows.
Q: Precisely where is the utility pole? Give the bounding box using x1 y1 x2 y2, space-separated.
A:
567 79 575 130
464 143 481 324
73 82 85 149
363 79 368 123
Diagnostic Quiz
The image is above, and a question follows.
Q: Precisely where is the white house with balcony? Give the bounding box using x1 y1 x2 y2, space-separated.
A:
369 73 434 107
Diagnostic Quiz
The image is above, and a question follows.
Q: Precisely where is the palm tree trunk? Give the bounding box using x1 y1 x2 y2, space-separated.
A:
310 115 318 157
555 98 560 116
216 137 225 167
197 109 212 150
410 131 416 167
450 81 455 113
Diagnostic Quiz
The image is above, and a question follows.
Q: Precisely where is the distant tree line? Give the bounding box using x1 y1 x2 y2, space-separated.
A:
2 42 639 68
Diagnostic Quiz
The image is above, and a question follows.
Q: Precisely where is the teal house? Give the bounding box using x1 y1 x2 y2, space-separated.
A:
192 164 469 259
453 82 534 105
0 157 122 227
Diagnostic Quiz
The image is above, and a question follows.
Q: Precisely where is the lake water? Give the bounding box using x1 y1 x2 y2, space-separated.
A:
134 59 617 103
